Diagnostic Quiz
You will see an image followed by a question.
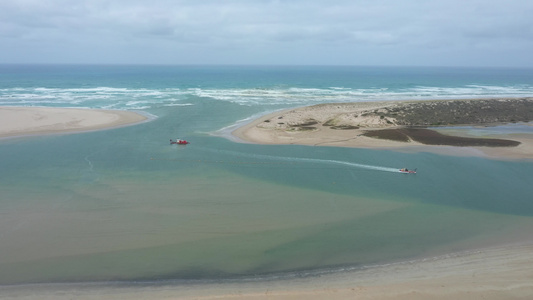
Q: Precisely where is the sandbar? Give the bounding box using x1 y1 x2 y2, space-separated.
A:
233 99 533 160
1 243 532 299
0 106 148 139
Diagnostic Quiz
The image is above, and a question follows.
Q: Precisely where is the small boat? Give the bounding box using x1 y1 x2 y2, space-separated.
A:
170 139 190 145
399 168 416 174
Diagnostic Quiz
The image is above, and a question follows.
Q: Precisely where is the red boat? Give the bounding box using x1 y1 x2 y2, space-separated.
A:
170 139 190 145
399 168 416 174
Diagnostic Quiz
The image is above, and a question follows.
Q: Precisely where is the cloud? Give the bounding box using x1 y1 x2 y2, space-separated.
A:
1 0 533 66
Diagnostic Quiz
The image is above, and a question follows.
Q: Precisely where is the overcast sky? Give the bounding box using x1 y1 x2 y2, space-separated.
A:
1 0 533 67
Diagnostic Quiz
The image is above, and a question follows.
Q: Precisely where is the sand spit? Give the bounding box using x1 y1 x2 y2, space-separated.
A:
0 106 148 139
233 98 533 159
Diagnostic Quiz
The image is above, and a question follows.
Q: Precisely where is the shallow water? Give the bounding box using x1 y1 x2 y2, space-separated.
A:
1 65 533 284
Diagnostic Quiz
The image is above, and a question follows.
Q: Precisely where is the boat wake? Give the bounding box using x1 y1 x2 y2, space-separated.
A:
317 159 400 173
277 156 399 173
206 149 400 173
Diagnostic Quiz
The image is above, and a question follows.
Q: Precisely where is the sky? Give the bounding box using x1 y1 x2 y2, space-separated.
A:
1 0 533 67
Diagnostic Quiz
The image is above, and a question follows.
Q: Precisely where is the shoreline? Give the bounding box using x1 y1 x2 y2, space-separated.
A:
0 106 149 139
1 242 532 299
232 99 533 160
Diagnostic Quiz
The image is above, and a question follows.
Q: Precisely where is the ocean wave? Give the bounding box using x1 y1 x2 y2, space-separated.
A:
162 103 195 107
1 85 532 110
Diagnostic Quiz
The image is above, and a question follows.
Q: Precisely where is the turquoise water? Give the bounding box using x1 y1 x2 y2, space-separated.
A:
1 65 533 284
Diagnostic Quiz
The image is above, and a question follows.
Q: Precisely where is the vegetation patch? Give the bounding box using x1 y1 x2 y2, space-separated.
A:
330 125 360 130
380 99 533 126
288 126 317 131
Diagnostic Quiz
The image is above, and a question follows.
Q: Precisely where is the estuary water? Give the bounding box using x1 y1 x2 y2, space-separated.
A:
1 65 533 285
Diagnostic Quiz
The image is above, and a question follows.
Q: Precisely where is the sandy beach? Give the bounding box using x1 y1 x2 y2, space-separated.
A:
0 106 148 139
1 243 532 300
232 100 533 160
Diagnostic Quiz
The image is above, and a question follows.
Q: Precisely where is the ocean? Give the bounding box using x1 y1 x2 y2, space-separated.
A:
1 65 533 285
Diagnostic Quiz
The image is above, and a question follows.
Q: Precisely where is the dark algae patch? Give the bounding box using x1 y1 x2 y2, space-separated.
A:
363 128 410 142
363 128 521 147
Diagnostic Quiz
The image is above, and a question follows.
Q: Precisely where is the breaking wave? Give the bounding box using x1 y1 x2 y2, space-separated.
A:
1 84 532 110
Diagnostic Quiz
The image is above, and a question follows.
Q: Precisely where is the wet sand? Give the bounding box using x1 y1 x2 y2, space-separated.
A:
1 243 532 300
0 106 148 139
232 100 533 160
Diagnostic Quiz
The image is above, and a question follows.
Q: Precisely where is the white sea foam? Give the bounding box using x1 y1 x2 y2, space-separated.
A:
162 103 195 107
1 84 532 110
